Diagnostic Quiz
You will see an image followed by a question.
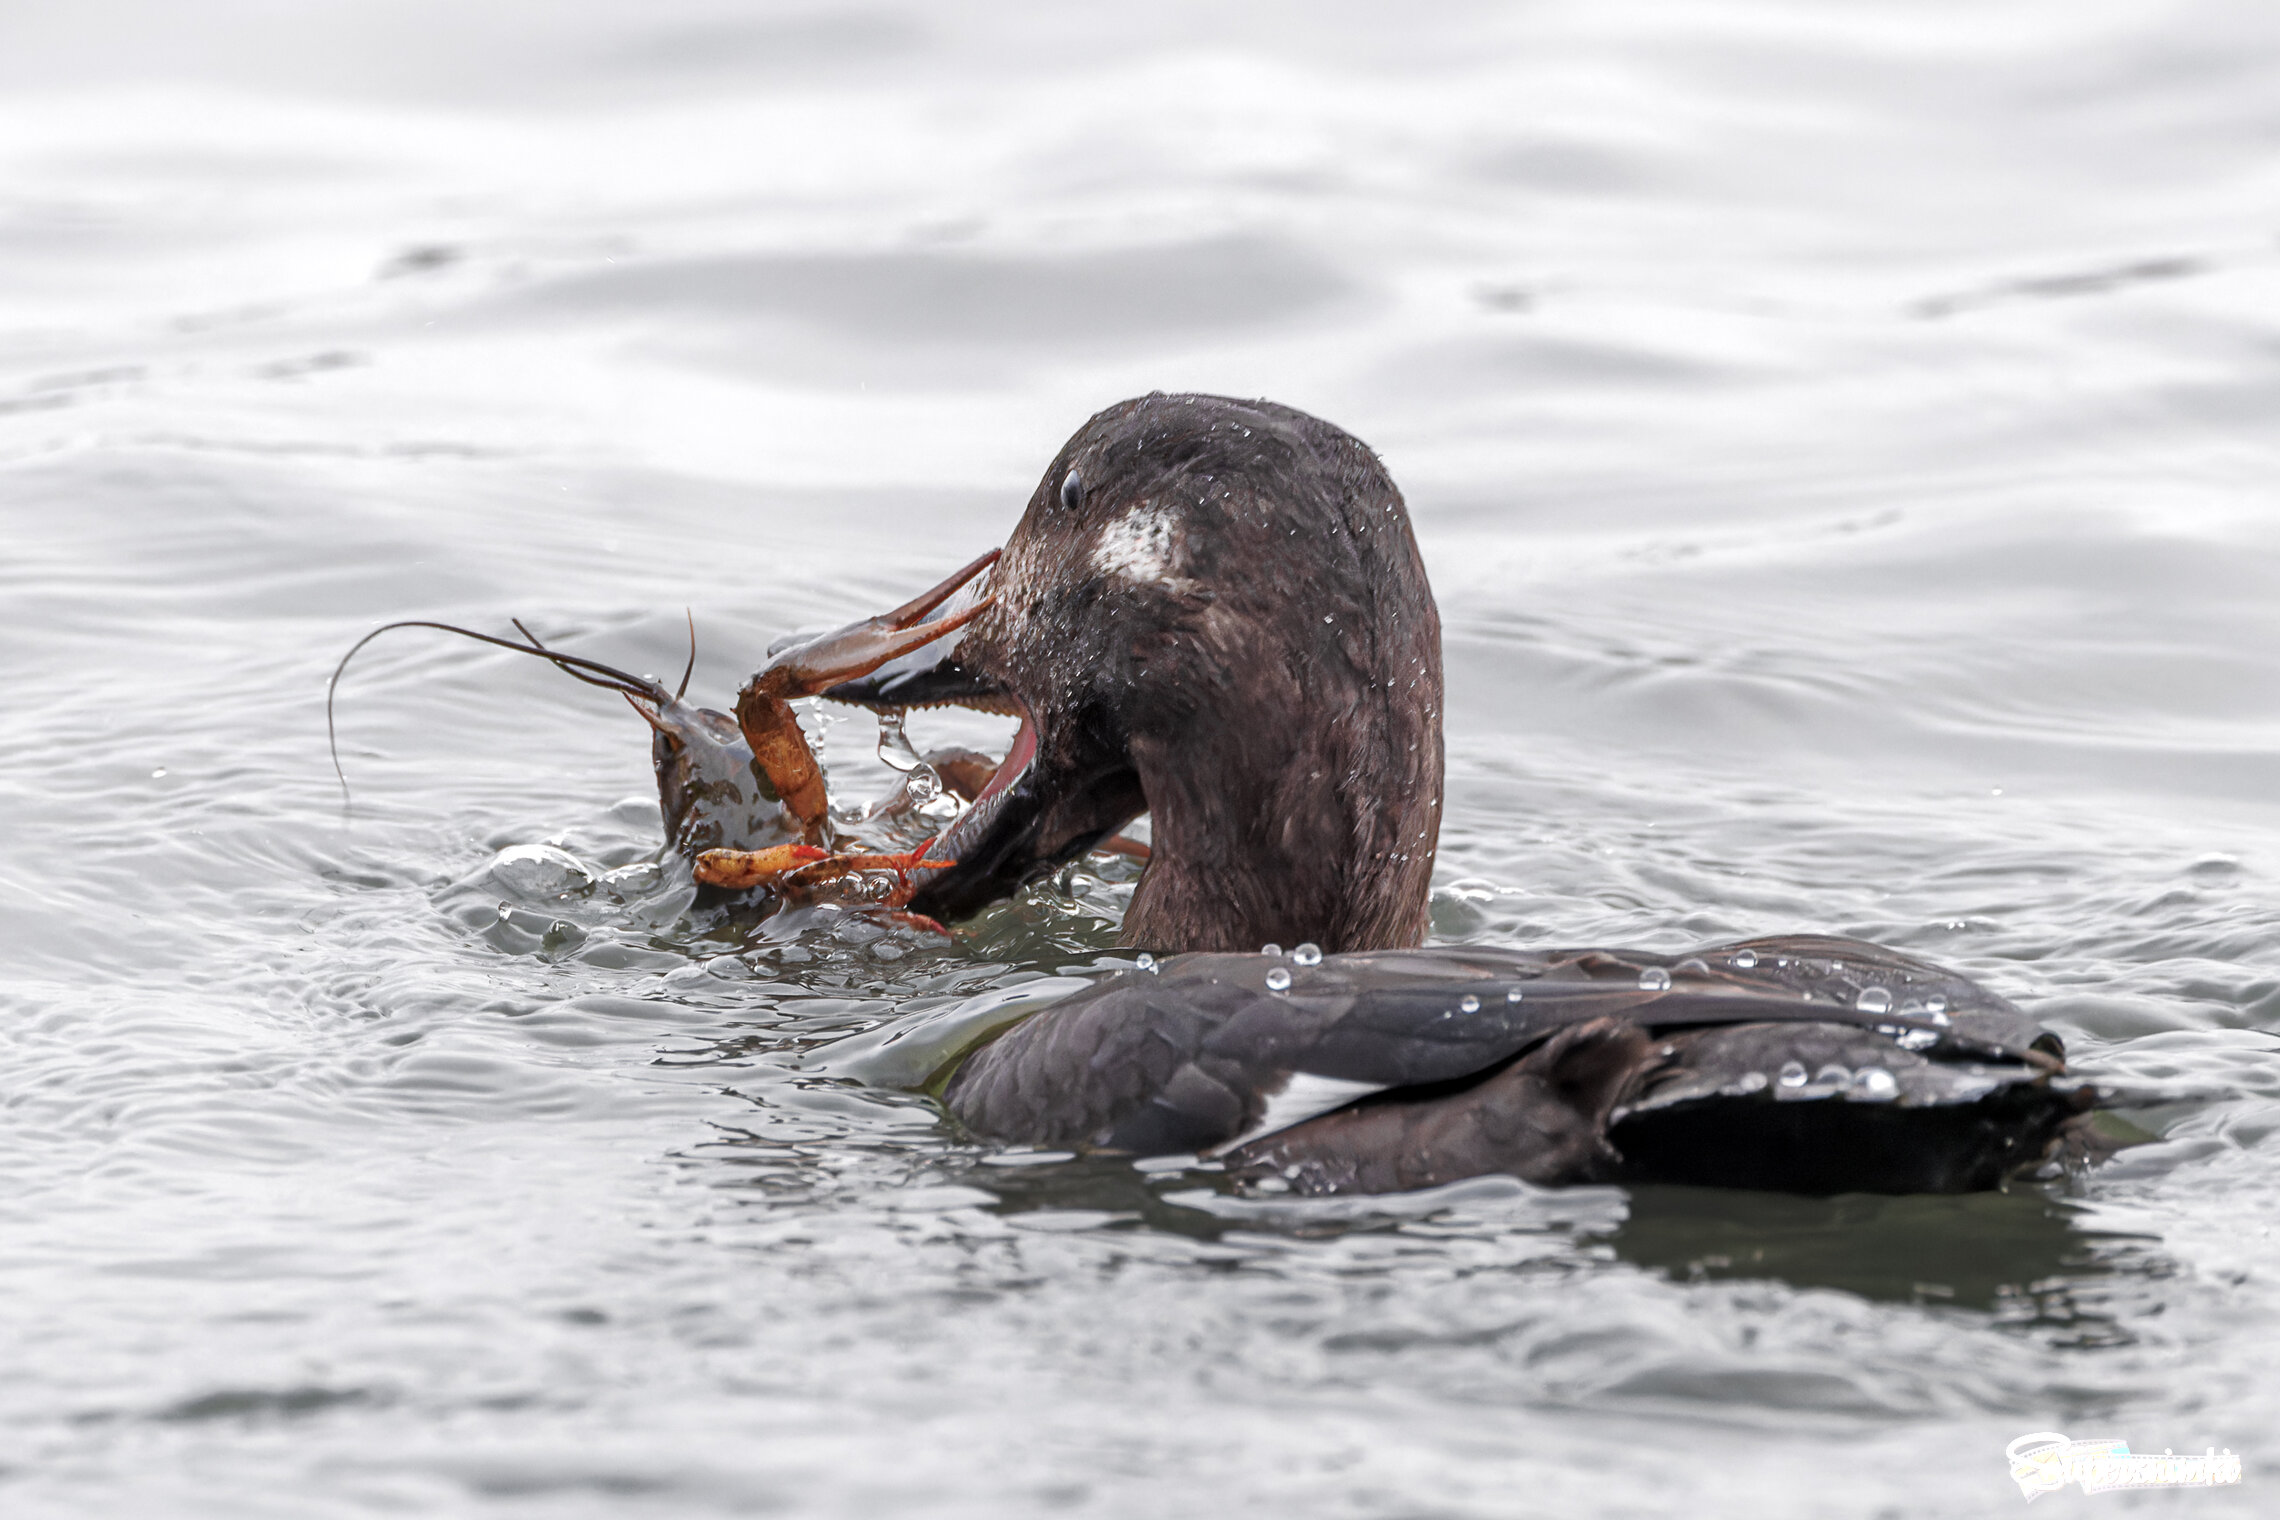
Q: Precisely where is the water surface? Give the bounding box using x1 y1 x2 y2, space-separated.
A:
4 2 2278 1514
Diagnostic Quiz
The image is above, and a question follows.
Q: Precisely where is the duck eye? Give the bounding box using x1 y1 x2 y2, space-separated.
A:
1059 470 1082 511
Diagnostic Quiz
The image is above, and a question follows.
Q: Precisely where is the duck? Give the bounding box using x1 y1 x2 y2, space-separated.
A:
805 393 2098 1196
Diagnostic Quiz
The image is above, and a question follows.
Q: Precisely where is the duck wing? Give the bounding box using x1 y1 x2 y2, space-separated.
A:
941 936 2090 1192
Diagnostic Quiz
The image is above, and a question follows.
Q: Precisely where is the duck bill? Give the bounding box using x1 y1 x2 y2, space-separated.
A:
909 708 1144 924
820 646 1011 712
825 651 1141 925
817 554 1009 713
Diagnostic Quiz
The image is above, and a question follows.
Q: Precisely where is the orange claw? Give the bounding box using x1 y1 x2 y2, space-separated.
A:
695 842 829 890
782 833 956 907
734 550 1001 841
869 831 947 906
701 834 956 910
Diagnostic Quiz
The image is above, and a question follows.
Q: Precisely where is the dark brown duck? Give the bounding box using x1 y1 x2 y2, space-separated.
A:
820 393 2098 1196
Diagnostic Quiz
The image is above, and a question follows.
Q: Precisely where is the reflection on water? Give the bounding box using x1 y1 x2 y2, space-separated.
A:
1607 1186 2147 1316
3 0 2279 1515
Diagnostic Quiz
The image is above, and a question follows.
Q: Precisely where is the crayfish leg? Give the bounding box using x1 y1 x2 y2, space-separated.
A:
694 843 829 890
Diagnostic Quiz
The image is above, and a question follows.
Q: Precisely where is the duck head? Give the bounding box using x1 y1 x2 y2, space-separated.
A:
830 393 1444 954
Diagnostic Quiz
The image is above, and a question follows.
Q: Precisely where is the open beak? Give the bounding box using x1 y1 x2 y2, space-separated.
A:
821 559 1142 925
757 550 1001 701
817 557 1011 714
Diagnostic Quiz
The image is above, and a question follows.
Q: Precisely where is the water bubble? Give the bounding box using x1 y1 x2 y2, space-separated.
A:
1777 1061 1808 1089
1734 1071 1770 1094
1260 943 1283 958
1459 994 1481 1013
1731 949 1757 970
1855 1067 1899 1100
1135 952 1158 973
873 709 944 807
1856 986 1893 1015
1815 1063 1850 1086
151 767 167 779
495 901 513 922
547 919 571 937
492 843 596 899
1506 988 1524 1003
1897 1027 1940 1052
1264 967 1292 993
1291 943 1322 967
1925 995 1949 1016
1638 966 1672 992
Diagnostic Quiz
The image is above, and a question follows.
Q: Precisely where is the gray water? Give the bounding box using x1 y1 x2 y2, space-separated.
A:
4 2 2278 1515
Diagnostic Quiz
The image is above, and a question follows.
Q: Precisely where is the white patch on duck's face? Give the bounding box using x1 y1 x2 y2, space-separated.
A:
1090 505 1185 587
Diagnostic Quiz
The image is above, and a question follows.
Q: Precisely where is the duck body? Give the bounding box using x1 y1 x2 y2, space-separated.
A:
819 394 2098 1195
941 936 2088 1195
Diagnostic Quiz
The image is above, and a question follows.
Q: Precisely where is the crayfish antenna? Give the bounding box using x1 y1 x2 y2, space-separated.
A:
677 610 697 701
327 618 674 802
621 690 668 734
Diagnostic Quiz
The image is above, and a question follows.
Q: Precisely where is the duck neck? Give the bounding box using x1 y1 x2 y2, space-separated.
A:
1120 678 1443 956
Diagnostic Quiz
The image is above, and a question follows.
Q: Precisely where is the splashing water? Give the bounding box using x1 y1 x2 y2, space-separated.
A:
873 708 944 807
